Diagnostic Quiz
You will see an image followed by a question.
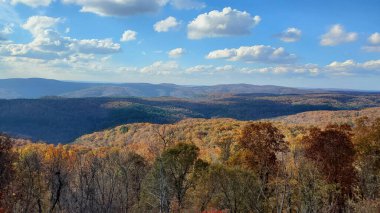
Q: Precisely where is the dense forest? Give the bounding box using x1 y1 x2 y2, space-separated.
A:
1 116 380 212
1 92 380 143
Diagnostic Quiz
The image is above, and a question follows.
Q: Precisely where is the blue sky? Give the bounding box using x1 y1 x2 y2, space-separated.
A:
0 0 379 89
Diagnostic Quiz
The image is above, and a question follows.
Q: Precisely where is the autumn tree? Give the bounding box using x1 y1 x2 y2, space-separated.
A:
143 143 207 212
303 125 356 212
353 117 380 200
237 122 288 177
12 146 46 212
114 151 149 211
197 165 261 213
0 134 15 210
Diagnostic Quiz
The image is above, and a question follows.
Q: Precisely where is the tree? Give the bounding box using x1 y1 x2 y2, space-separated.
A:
303 125 356 212
115 151 149 212
191 164 264 213
237 122 288 178
353 117 380 200
143 143 207 212
13 145 46 212
234 122 288 211
0 134 15 210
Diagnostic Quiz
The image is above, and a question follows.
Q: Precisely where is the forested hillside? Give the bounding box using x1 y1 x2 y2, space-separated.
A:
277 107 380 126
1 117 379 212
1 92 380 143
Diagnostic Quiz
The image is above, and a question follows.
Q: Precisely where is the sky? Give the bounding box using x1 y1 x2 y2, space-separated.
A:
0 0 379 89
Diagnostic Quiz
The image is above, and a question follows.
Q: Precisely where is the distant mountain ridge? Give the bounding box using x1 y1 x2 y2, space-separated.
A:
275 107 380 126
1 92 380 143
0 78 323 99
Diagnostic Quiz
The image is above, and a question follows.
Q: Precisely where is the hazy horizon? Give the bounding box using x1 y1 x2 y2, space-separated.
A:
2 77 380 92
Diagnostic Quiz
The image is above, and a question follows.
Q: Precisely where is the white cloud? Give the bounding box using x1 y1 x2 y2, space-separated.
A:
140 61 179 75
62 0 169 16
240 64 320 75
206 45 297 64
362 33 380 52
277 27 301 42
22 16 62 36
168 47 185 58
71 39 120 54
118 66 138 73
170 0 205 10
0 23 14 40
327 59 356 70
362 60 380 70
327 59 380 75
320 24 358 46
368 32 380 45
185 64 213 73
11 0 53 7
120 30 137 42
0 54 118 81
184 59 380 76
229 59 380 76
215 65 234 72
0 16 121 62
187 64 320 75
187 7 261 39
154 16 179 32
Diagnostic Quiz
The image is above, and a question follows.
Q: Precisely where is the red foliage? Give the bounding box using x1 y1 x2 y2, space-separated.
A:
303 125 356 210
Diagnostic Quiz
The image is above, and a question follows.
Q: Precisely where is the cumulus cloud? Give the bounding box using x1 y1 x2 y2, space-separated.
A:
320 24 358 46
140 61 179 75
0 15 121 61
154 16 179 32
368 32 380 45
168 48 185 58
62 0 169 16
11 0 53 7
206 45 297 64
187 7 261 39
277 27 301 42
170 0 205 10
362 33 380 52
327 59 380 74
120 30 137 42
22 16 62 36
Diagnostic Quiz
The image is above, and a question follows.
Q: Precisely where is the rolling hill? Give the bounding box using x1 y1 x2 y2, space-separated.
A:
74 107 380 161
0 78 323 99
1 92 380 143
275 107 380 126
